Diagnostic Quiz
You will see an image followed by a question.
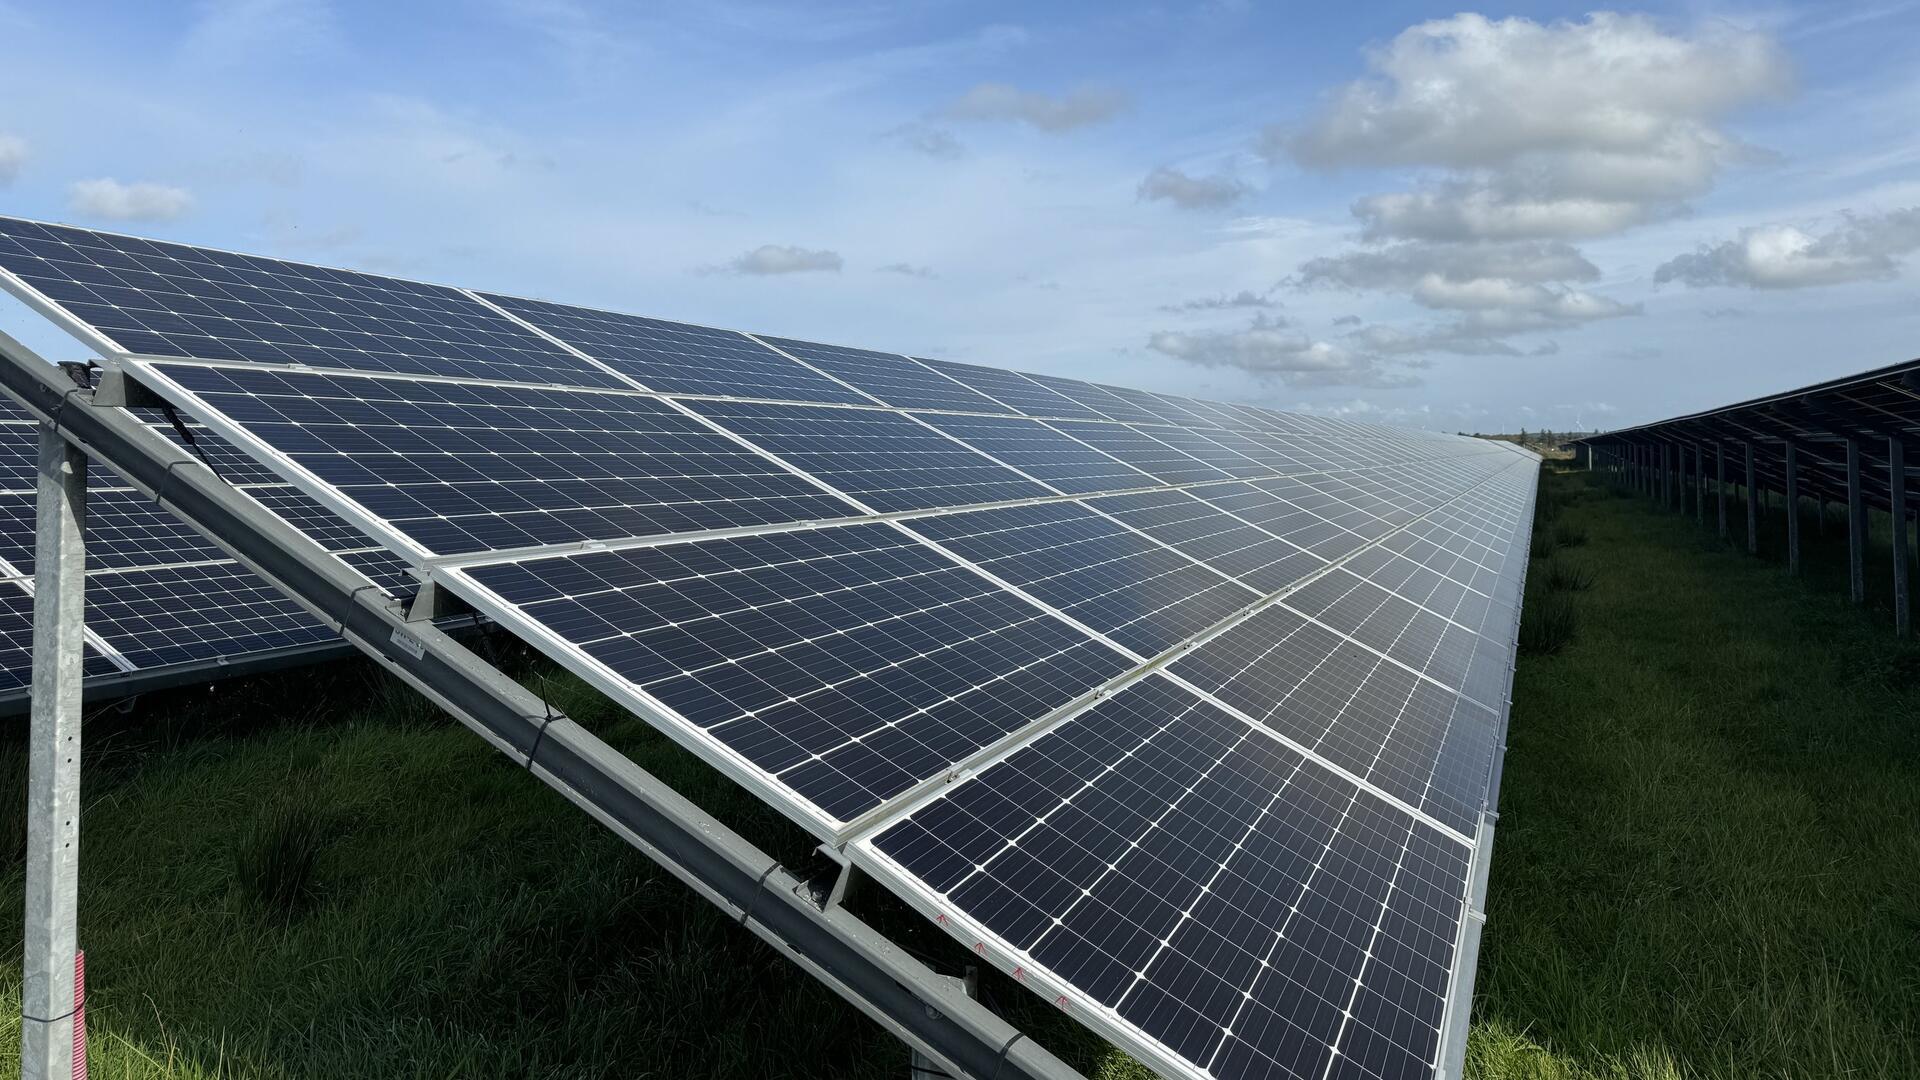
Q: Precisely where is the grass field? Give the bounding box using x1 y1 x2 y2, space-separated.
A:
3 462 1917 1079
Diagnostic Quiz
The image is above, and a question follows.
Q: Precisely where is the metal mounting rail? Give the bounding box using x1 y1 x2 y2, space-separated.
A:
0 331 1083 1080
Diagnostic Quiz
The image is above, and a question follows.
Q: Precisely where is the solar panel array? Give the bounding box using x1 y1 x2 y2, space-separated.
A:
0 394 409 700
0 215 1538 1080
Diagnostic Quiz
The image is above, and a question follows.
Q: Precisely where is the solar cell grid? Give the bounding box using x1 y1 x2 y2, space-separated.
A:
902 501 1257 657
0 487 226 574
757 335 1016 415
909 412 1157 495
454 523 1134 829
1049 421 1232 485
0 217 616 388
0 581 121 690
142 362 858 557
84 561 340 668
477 294 875 405
863 674 1471 1080
914 358 1110 420
1088 489 1326 595
1025 373 1162 424
684 399 1055 513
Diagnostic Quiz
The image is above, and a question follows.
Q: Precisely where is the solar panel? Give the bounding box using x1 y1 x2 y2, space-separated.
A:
0 217 617 388
757 335 1018 415
682 399 1056 513
476 294 875 405
913 357 1111 421
0 580 121 690
910 412 1159 495
857 674 1473 1080
1048 421 1234 485
138 362 859 558
450 524 1134 830
0 215 1540 1080
903 501 1258 656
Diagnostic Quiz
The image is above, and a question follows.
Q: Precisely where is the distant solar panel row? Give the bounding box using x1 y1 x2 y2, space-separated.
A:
0 214 1538 1080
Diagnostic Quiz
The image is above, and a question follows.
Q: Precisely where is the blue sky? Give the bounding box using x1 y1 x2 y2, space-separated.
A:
1 1 1917 433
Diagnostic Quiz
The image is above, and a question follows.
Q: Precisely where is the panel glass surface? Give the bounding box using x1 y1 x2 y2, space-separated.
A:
0 217 618 387
478 294 874 405
685 399 1055 513
916 358 1110 420
146 362 858 556
911 412 1158 495
904 501 1256 657
460 524 1133 827
758 335 1016 414
866 674 1471 1080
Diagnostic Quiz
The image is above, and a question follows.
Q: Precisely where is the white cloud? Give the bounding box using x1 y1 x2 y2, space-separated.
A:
716 244 844 275
885 122 964 159
67 179 193 221
1271 12 1782 360
1147 315 1419 388
946 82 1127 132
1158 289 1277 313
0 135 24 185
1137 166 1249 210
1297 240 1598 290
878 262 937 279
1653 208 1920 288
1279 12 1789 241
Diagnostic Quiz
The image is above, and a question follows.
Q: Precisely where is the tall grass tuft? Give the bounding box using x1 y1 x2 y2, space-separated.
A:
234 790 334 914
1542 560 1596 593
1518 594 1578 656
1529 530 1556 560
1552 521 1589 549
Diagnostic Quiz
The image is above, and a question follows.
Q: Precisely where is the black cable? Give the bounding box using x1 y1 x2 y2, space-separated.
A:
158 401 222 481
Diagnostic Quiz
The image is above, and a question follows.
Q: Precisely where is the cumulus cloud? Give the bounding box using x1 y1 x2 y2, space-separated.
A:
715 244 843 275
0 135 25 185
68 179 193 221
878 262 937 279
1157 289 1277 313
1653 208 1920 289
1278 12 1788 242
1148 315 1419 389
946 82 1127 132
1332 314 1362 327
1270 12 1781 359
1137 166 1249 210
1297 240 1599 291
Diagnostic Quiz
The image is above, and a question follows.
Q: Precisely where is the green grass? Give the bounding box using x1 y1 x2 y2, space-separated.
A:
1470 467 1920 1080
2 465 1915 1079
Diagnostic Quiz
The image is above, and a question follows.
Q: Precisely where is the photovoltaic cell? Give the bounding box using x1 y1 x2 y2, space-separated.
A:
142 362 858 557
1090 489 1326 595
684 399 1055 513
1048 421 1232 485
864 674 1471 1080
0 217 617 388
910 412 1157 495
84 561 340 668
0 582 120 690
1026 373 1165 425
477 294 874 405
757 335 1017 415
903 501 1256 657
457 523 1134 828
915 358 1110 420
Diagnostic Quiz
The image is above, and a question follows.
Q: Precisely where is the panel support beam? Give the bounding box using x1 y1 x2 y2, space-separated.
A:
1785 445 1801 576
22 427 87 1080
1892 437 1909 637
1847 438 1865 604
1695 444 1705 526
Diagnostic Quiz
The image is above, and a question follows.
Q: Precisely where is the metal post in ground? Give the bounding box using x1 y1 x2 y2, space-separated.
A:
1696 444 1706 526
1745 441 1758 555
1717 443 1728 540
1785 444 1801 576
1847 438 1865 604
1892 437 1909 636
22 427 87 1080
